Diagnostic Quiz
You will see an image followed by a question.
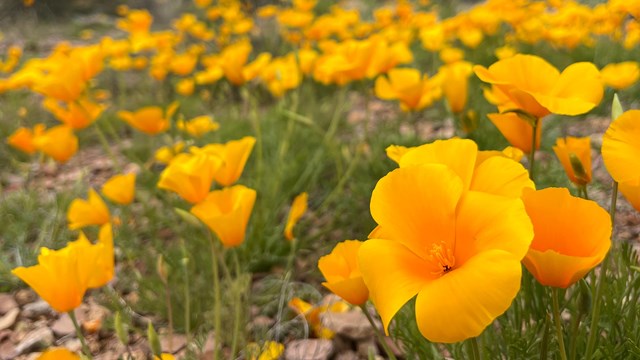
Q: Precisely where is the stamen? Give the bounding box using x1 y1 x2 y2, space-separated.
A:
427 242 455 276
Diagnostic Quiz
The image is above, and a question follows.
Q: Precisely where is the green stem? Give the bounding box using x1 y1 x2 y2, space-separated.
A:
569 312 583 360
164 283 174 353
540 313 551 360
93 124 122 173
286 238 298 273
585 181 618 359
180 241 191 345
528 119 539 181
210 236 222 360
229 251 243 358
467 337 481 360
359 305 398 360
551 288 568 360
69 310 92 359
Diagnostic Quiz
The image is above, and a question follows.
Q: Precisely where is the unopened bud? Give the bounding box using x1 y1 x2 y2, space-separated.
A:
612 93 623 121
147 321 162 357
569 153 589 185
156 254 169 285
114 311 129 346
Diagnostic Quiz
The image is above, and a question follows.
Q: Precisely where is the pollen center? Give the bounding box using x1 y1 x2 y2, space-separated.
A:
427 242 455 276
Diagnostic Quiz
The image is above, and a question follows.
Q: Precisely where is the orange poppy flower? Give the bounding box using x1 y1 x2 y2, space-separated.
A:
190 185 257 248
552 136 592 186
318 240 369 305
117 101 179 135
37 348 80 360
67 189 111 230
7 124 45 155
192 136 256 187
487 112 542 154
374 67 442 112
102 173 136 205
32 125 79 163
600 62 639 90
157 152 220 204
438 61 473 114
284 192 308 241
521 188 611 288
360 164 533 343
43 97 106 130
474 54 603 119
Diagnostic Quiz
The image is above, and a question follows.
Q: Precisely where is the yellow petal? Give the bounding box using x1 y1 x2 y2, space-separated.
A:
535 62 603 115
370 164 462 259
359 239 433 333
415 250 522 343
471 156 534 197
602 110 640 185
487 112 542 154
399 138 477 190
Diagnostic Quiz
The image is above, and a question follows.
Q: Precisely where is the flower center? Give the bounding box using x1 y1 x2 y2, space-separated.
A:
428 242 455 276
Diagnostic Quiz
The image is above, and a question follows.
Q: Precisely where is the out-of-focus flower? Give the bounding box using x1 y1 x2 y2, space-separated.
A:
475 54 603 118
157 152 220 204
318 240 369 305
154 142 185 164
68 224 114 289
33 125 79 163
375 67 442 111
245 341 285 360
602 109 640 186
600 62 639 90
67 189 111 230
190 185 257 248
37 348 80 360
288 297 350 339
117 101 179 135
7 124 45 154
487 112 542 154
43 98 105 130
552 137 592 186
521 187 611 288
193 136 256 187
284 192 308 241
12 242 104 313
176 115 219 138
438 61 473 113
102 173 136 205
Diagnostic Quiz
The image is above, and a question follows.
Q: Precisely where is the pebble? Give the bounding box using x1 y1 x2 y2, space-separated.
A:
0 308 20 331
0 294 18 315
51 314 76 337
285 339 334 360
13 327 54 357
22 301 54 319
322 310 374 340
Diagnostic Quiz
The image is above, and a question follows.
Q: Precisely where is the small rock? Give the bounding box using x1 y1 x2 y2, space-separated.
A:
251 315 275 329
13 327 54 356
14 290 37 306
62 338 82 352
322 310 373 340
161 333 187 353
357 338 378 358
51 314 76 337
199 333 217 360
335 351 359 360
285 339 334 360
22 300 54 319
0 294 18 315
0 308 20 331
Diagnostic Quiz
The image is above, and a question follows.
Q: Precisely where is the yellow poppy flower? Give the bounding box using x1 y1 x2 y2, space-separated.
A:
474 54 603 118
153 354 175 360
37 348 80 360
618 182 640 212
157 152 220 204
67 188 111 230
67 224 114 289
42 97 106 130
602 109 640 186
318 240 369 305
12 242 103 313
438 61 473 114
117 101 179 135
288 297 349 339
102 173 136 205
487 112 542 154
193 136 256 187
600 62 639 90
359 164 534 342
190 185 257 248
521 188 611 288
154 142 185 164
374 67 442 112
176 115 220 138
32 125 79 163
284 192 308 241
246 341 285 360
552 137 592 186
7 124 45 155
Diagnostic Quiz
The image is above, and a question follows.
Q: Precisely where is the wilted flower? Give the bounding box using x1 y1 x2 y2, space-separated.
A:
521 188 611 288
284 192 308 241
318 240 369 305
190 185 257 248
